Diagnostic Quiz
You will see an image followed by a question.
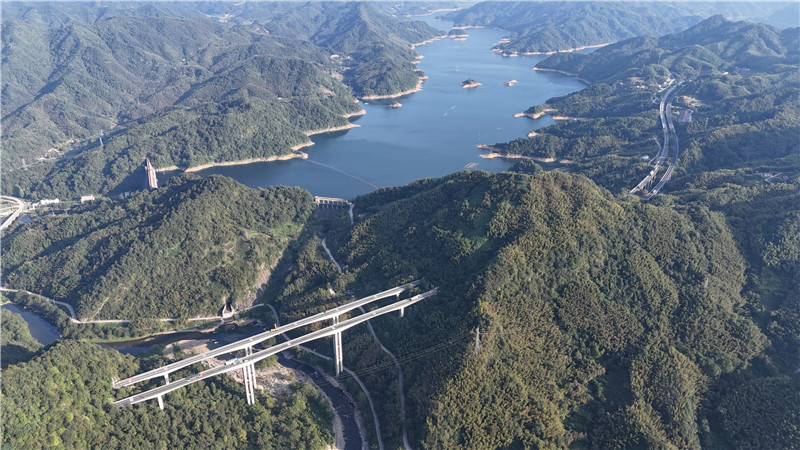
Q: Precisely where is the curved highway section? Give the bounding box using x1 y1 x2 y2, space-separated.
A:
0 196 27 231
628 82 683 199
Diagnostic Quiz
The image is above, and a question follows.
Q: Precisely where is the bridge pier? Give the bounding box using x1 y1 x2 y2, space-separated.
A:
242 347 256 405
157 395 164 410
332 316 343 376
164 374 170 384
399 307 404 318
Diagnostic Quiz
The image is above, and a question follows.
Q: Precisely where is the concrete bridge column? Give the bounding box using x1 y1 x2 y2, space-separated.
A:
157 395 164 410
242 347 256 405
164 374 170 384
249 362 257 404
242 364 253 405
399 307 405 318
332 316 343 376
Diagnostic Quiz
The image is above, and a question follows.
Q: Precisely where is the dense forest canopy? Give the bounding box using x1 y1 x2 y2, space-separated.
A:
260 169 797 448
1 340 335 449
497 15 799 373
1 175 315 320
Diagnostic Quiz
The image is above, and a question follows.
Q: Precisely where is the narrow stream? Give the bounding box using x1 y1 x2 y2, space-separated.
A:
279 354 363 450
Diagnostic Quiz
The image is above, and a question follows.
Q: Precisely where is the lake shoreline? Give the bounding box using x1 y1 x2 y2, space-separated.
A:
182 16 587 199
523 42 610 55
513 107 557 119
306 122 361 136
360 75 429 100
411 35 447 49
477 145 574 164
158 115 364 173
532 67 591 84
183 153 310 173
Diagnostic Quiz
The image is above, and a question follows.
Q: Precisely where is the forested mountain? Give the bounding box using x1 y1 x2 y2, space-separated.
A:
1 1 202 26
492 16 797 192
1 340 334 448
438 17 797 447
190 1 441 97
261 170 797 448
1 2 439 198
443 1 798 54
496 17 798 357
2 4 796 449
2 12 357 198
537 15 798 82
1 175 314 320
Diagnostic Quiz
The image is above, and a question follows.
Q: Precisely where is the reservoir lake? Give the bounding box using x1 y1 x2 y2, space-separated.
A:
194 16 586 199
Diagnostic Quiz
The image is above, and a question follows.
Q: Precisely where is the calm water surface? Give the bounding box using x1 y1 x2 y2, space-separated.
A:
2 304 61 345
195 17 585 199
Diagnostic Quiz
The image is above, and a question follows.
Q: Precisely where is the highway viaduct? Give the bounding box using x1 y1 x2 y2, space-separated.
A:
627 82 683 198
113 283 437 409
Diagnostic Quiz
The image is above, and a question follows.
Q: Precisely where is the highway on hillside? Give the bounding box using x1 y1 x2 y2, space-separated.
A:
628 82 682 197
644 82 683 200
0 196 27 231
113 288 438 407
114 280 421 388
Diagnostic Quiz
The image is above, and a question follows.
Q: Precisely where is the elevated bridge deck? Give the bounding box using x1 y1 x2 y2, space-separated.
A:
114 280 421 389
113 288 438 407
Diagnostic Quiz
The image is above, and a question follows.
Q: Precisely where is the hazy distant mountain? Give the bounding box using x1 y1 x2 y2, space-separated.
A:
537 15 799 82
444 1 799 54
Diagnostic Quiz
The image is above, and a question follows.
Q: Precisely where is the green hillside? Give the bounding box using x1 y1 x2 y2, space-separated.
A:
495 16 799 367
491 17 798 192
536 15 798 82
1 340 334 448
1 14 360 198
258 169 790 448
1 175 314 320
190 1 441 98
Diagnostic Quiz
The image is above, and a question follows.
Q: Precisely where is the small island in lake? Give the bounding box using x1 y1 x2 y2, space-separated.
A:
460 78 482 89
449 28 468 41
390 101 402 108
504 79 518 86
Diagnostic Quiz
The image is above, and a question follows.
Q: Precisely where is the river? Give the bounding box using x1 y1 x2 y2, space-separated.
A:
1 303 61 345
192 15 585 199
